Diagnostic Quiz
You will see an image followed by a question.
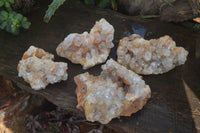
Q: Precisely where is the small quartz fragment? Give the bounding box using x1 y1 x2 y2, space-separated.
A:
56 18 114 69
17 46 68 90
74 59 151 124
117 34 189 74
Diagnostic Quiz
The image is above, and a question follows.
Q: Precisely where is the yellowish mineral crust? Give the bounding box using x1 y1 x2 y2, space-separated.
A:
56 18 114 69
117 34 189 74
17 46 68 90
74 59 151 124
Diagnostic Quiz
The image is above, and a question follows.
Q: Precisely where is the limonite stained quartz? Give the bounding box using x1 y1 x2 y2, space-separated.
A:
56 18 114 69
17 46 68 90
74 59 151 124
117 34 188 74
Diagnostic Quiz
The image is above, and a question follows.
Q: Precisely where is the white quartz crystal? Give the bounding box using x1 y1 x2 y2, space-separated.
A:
56 18 114 69
17 46 68 90
74 59 151 124
117 34 189 74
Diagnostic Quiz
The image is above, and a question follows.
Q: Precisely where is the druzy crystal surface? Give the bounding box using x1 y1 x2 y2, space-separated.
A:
18 46 68 90
56 18 114 69
117 34 188 74
74 59 151 124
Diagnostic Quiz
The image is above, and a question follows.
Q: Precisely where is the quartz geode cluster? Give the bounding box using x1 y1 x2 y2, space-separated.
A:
56 18 114 69
74 59 151 124
17 46 68 90
117 34 188 74
17 18 190 125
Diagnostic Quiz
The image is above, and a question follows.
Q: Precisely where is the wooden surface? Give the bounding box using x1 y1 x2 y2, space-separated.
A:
0 0 200 132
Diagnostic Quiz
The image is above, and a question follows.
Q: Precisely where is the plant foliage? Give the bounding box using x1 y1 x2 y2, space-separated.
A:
193 23 200 32
138 15 160 19
0 11 31 35
44 0 67 23
110 0 117 11
0 0 15 10
0 0 31 35
98 0 110 8
162 0 173 7
44 0 117 23
87 0 117 10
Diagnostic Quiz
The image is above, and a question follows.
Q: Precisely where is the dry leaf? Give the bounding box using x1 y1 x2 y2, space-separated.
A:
193 17 200 23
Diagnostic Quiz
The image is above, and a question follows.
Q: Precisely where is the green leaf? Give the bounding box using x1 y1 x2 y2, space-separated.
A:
5 1 11 9
8 0 15 4
84 0 95 5
5 24 12 33
44 0 67 23
14 13 23 21
84 0 91 5
162 0 173 7
11 19 20 28
0 11 9 20
193 24 200 32
0 21 7 29
0 1 4 7
98 0 110 8
11 27 20 35
138 15 160 19
0 10 30 35
22 21 31 29
22 17 27 22
110 0 117 11
8 12 14 19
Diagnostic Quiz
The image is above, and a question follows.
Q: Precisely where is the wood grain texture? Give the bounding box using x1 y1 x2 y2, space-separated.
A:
0 0 200 132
